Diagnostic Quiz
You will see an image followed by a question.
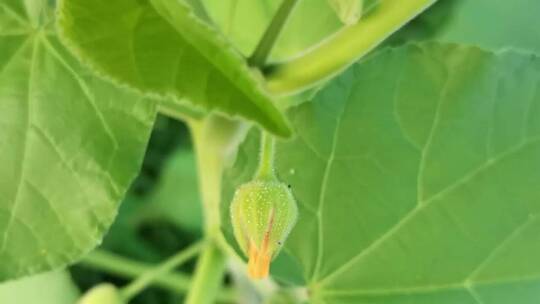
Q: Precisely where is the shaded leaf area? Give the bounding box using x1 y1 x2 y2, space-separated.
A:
387 0 458 45
0 0 155 280
0 271 79 304
433 0 540 54
57 0 290 136
222 43 540 303
392 0 540 54
201 0 343 61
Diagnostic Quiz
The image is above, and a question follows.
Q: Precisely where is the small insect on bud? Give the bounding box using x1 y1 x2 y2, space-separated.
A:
78 284 124 304
231 179 298 279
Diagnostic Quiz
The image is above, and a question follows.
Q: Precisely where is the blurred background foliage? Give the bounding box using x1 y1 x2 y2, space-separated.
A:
70 115 201 304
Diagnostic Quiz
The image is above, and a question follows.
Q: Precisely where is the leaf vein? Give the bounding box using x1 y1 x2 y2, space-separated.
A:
318 136 540 286
416 66 450 205
0 39 37 255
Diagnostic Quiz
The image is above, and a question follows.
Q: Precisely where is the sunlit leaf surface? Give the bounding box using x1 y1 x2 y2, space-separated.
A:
57 0 291 136
0 0 155 280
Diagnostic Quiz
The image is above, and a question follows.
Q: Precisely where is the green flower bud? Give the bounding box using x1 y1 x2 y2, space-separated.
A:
230 179 298 279
78 284 124 304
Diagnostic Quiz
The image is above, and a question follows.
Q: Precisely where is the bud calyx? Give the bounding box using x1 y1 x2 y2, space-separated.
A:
230 179 298 279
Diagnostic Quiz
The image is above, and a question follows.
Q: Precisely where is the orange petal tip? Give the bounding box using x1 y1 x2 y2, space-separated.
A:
247 244 271 280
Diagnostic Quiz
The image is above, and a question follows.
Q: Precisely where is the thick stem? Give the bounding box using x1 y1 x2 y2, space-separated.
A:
190 115 248 234
185 242 227 304
186 115 248 304
265 0 437 95
249 0 300 67
121 241 204 301
255 132 276 180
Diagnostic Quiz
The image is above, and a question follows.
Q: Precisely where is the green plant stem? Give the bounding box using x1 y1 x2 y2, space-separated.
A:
185 242 227 304
186 115 247 304
80 250 235 303
121 241 205 301
189 115 247 234
249 0 300 67
265 0 437 95
256 132 276 179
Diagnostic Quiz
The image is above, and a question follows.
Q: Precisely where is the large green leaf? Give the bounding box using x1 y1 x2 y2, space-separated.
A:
222 43 540 303
57 0 291 137
201 0 343 61
0 0 155 280
0 271 79 303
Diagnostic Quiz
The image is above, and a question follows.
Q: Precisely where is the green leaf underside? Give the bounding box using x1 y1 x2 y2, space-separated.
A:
0 0 155 280
0 271 79 304
201 0 343 61
222 43 540 303
57 0 290 136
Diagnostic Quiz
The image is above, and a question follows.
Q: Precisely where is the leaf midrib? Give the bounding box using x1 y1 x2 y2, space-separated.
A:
311 79 353 283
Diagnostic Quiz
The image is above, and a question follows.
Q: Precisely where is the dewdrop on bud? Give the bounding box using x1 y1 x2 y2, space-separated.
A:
231 179 298 279
78 284 124 304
